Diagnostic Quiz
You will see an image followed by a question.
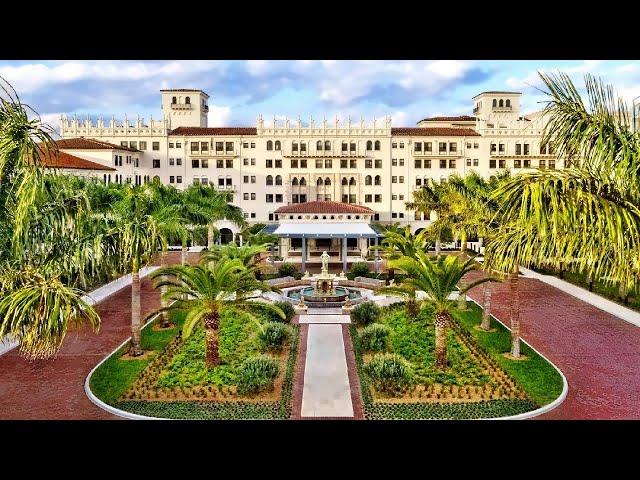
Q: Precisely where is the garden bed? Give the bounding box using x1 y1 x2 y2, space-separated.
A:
89 309 299 419
352 303 562 419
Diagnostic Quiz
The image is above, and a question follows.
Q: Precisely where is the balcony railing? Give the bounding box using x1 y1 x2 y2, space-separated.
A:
171 103 193 110
492 105 512 112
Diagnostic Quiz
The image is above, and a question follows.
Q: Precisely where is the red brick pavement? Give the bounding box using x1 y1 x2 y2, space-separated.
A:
465 270 640 419
0 252 186 420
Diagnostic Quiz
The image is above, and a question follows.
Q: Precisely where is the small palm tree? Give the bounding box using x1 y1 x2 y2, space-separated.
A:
151 257 284 367
382 253 495 369
405 179 449 255
201 242 269 267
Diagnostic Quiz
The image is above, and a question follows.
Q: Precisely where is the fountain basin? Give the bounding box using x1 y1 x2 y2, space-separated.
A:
286 286 363 307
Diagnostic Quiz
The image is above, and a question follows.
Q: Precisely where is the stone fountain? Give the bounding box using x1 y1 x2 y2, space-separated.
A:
300 251 350 304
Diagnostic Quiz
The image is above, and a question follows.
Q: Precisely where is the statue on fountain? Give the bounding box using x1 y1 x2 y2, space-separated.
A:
321 250 330 275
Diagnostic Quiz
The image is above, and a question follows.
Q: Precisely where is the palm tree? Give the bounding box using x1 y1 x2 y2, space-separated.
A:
201 242 269 268
150 257 284 366
381 252 494 369
405 179 449 255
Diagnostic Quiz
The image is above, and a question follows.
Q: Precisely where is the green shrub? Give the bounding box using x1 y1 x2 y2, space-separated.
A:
351 301 381 325
237 355 280 394
363 353 413 395
351 261 370 277
359 324 391 352
259 322 292 351
278 262 298 277
262 301 295 323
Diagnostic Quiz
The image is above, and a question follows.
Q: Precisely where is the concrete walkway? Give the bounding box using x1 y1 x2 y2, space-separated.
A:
464 269 640 419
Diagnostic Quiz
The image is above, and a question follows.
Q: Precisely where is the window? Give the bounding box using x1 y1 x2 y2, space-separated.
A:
539 159 546 168
392 176 397 183
266 159 273 168
549 159 556 169
267 140 273 151
399 159 404 166
506 99 511 107
202 159 209 168
291 159 299 168
425 159 431 168
243 175 249 183
192 159 200 168
375 159 382 168
392 142 397 149
490 143 497 153
152 141 160 151
399 176 404 183
499 143 505 153
266 175 273 186
244 158 249 166
129 141 137 149
473 158 479 166
275 175 282 186
365 159 372 168
176 176 182 184
275 194 283 203
292 194 299 203
449 143 457 153
499 160 506 168
341 159 348 169
172 96 177 104
193 178 200 185
153 159 160 168
375 141 380 151
300 159 307 168
365 194 372 202
300 143 306 152
325 140 331 151
299 177 306 186
251 176 256 183
516 144 522 155
316 159 323 169
176 142 181 148
243 142 248 148
226 177 232 186
218 177 224 187
399 142 404 149
392 158 398 166
201 142 208 152
466 158 471 166
474 143 479 149
524 159 531 168
524 144 530 155
274 140 281 151
170 176 175 184
415 159 422 168
292 142 298 152
466 142 471 149
439 142 447 153
439 159 447 169
139 141 147 150
216 142 223 152
191 143 199 153
449 159 456 169
275 159 282 168
365 175 372 185
266 194 274 203
216 159 224 168
374 175 381 186
342 142 348 152
243 193 249 200
366 140 372 150
416 178 422 187
176 158 182 166
392 212 397 219
250 142 255 148
375 194 382 203
489 159 497 169
392 194 398 200
349 159 356 168
325 159 332 168
169 158 175 166
350 142 356 152
121 141 128 148
225 142 233 152
316 140 323 151
185 96 191 104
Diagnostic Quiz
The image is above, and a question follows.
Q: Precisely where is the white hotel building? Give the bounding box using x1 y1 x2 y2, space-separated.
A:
54 88 559 268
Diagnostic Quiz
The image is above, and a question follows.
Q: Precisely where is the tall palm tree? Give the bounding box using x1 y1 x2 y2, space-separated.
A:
381 252 494 369
201 242 269 268
150 257 284 366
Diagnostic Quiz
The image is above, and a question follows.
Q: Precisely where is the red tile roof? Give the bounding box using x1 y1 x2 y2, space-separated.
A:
169 127 257 136
275 201 373 215
420 115 476 122
54 137 140 152
391 127 480 137
39 149 116 171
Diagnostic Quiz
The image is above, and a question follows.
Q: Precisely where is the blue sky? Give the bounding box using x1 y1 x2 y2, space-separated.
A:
1 60 639 132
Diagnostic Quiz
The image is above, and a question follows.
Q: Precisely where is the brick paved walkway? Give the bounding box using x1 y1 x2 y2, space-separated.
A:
465 270 640 419
0 252 184 420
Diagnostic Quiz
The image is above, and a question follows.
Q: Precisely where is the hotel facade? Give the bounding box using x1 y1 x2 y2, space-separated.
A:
54 88 559 262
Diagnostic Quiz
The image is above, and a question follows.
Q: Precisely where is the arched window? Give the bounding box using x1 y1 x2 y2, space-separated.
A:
275 140 281 150
185 96 191 104
266 175 273 186
350 141 356 152
365 175 372 185
374 140 380 151
325 177 331 186
324 140 331 151
366 140 372 150
374 175 381 186
153 175 160 182
499 99 504 107
300 177 307 186
313 215 319 219
267 140 273 151
292 177 299 186
172 96 177 104
506 99 511 107
349 177 356 186
492 99 497 107
316 140 323 150
342 177 348 186
355 215 360 220
275 175 282 185
317 178 324 186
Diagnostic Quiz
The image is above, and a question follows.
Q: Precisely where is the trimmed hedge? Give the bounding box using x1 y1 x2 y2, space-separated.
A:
278 262 298 277
351 261 370 277
351 301 381 326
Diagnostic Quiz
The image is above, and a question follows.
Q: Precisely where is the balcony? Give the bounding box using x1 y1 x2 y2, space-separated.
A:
171 103 193 110
492 105 512 112
473 106 480 114
202 105 209 113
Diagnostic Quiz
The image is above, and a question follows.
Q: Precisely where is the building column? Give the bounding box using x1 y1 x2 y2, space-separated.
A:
239 234 243 246
301 236 306 273
280 237 289 260
342 237 348 273
374 236 379 273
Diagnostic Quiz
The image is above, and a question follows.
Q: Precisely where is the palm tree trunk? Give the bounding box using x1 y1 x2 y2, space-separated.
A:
434 312 448 370
586 273 593 292
181 243 188 265
460 231 467 253
435 237 441 256
129 268 143 356
159 249 170 328
204 310 221 367
509 268 521 358
480 283 492 330
457 280 467 310
207 223 214 250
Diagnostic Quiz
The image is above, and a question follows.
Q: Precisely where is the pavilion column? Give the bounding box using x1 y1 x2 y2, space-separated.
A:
280 238 289 260
301 236 307 273
374 236 379 273
342 237 348 273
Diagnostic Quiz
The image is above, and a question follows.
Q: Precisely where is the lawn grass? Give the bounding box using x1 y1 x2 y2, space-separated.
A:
452 303 564 406
89 311 185 406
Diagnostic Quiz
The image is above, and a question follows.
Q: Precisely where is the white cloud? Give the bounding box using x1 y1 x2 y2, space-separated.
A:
207 105 232 126
616 63 639 74
245 60 271 76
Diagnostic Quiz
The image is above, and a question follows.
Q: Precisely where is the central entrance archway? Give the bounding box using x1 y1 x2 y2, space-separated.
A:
219 227 234 245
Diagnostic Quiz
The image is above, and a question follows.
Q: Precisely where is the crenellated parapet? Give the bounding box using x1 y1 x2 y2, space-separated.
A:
60 114 170 138
255 114 393 137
